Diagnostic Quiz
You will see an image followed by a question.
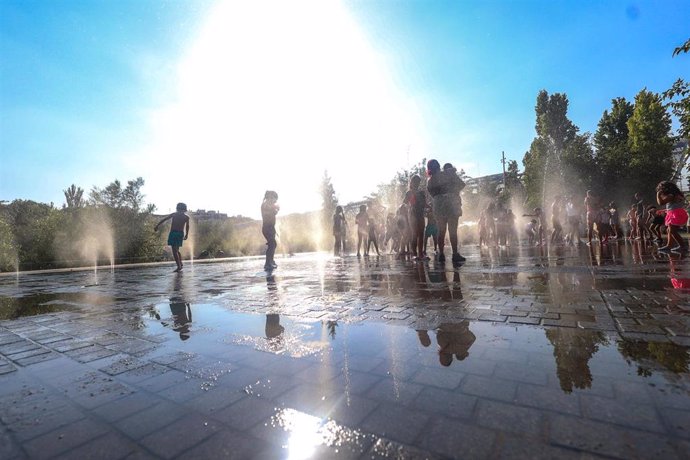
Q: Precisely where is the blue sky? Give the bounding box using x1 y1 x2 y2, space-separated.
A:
1 0 689 217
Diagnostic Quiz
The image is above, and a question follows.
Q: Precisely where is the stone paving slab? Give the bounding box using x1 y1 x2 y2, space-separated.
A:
0 244 689 458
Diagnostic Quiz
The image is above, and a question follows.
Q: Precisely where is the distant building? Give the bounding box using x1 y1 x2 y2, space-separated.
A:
464 173 505 194
192 209 228 220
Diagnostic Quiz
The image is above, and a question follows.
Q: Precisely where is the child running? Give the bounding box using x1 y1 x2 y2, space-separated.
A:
656 181 688 253
155 202 190 272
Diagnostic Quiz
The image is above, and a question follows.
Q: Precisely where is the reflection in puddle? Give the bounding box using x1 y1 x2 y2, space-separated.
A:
619 339 690 377
0 292 107 320
546 328 608 393
229 315 329 358
142 305 690 398
417 320 476 366
269 407 372 459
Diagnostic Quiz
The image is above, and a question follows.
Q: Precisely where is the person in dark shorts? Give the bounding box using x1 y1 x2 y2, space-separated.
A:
155 202 190 272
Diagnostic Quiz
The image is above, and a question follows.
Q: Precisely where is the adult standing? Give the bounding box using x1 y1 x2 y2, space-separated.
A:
426 159 466 265
261 191 279 271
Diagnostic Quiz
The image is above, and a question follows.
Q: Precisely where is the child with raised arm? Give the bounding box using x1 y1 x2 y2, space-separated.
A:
656 181 688 253
261 191 280 271
155 203 190 272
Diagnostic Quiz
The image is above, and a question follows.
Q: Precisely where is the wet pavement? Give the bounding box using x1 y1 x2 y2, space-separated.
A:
0 242 689 459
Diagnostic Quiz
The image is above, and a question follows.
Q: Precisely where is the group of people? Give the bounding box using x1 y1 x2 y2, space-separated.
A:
155 178 687 273
330 159 468 266
473 180 688 253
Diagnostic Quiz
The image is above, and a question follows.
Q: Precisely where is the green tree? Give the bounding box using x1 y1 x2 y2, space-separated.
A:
0 210 17 272
505 160 521 191
561 132 596 198
522 90 592 207
593 97 634 195
90 179 123 208
63 184 85 208
627 89 674 198
90 177 146 210
319 170 338 248
672 38 690 57
666 38 690 187
2 200 64 270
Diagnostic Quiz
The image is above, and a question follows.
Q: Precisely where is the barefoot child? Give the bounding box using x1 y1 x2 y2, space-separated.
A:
261 191 280 271
656 181 688 252
522 208 544 246
355 205 369 256
155 203 190 272
406 175 427 259
424 208 438 255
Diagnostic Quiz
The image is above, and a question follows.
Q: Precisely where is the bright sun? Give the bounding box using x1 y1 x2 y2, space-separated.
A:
133 0 427 217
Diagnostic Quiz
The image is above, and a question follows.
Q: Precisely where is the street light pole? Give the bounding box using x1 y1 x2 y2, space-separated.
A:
501 151 507 188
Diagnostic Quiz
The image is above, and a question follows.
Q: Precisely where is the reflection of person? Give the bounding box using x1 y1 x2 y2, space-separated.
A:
436 321 475 366
155 202 190 272
417 330 432 347
265 314 284 339
668 252 690 290
169 299 192 341
262 191 279 271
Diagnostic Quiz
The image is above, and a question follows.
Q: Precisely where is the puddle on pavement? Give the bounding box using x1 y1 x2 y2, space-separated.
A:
0 293 91 320
142 303 690 396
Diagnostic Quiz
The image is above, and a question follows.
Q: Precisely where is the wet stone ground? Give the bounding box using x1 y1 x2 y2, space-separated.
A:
0 242 689 459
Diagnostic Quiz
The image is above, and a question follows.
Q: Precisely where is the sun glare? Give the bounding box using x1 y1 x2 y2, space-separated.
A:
132 0 426 216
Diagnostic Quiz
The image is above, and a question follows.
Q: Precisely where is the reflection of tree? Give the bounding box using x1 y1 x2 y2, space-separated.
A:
436 321 476 367
546 328 607 393
618 340 689 377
